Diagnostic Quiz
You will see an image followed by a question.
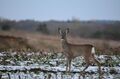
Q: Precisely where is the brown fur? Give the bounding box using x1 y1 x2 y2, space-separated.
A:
58 28 102 79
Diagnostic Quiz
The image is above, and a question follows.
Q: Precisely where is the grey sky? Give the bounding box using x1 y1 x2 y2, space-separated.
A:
0 0 120 21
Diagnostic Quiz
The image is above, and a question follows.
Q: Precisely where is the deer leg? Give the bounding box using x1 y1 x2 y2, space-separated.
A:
68 59 72 72
82 63 89 72
80 63 90 78
95 59 101 79
92 54 101 79
66 59 69 72
66 58 72 73
80 55 91 78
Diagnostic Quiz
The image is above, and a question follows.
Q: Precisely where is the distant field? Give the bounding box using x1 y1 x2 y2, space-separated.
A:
0 30 120 79
0 30 120 55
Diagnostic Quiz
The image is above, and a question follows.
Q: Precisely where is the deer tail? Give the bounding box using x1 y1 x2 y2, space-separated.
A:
91 46 101 65
91 46 95 54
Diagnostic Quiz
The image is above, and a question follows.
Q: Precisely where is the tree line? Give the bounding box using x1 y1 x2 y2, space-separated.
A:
0 18 120 40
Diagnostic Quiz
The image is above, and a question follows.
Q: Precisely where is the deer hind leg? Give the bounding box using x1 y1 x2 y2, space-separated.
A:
81 63 90 78
92 54 101 79
80 56 90 78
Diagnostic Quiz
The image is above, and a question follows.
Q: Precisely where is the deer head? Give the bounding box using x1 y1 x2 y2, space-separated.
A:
58 28 69 40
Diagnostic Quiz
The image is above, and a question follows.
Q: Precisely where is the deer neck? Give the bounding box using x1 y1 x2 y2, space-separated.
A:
61 38 73 58
61 38 68 49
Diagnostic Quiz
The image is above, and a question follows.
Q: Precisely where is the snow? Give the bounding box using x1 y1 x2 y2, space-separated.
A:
0 52 120 79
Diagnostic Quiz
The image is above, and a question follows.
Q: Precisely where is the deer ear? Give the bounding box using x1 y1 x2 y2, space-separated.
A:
66 28 69 34
58 28 62 34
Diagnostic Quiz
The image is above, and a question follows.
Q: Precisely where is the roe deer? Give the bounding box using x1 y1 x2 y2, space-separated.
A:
58 28 101 79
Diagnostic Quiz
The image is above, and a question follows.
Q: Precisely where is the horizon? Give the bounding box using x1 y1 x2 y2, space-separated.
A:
1 17 120 22
0 0 120 21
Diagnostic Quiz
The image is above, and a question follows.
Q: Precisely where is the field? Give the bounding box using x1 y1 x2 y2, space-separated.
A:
0 51 120 79
1 30 120 53
0 30 120 79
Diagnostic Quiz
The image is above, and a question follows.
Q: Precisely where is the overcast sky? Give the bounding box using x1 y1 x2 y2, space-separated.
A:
0 0 120 21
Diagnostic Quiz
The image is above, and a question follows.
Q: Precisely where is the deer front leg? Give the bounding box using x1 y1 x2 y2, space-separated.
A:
66 59 69 72
66 58 72 73
68 58 72 72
